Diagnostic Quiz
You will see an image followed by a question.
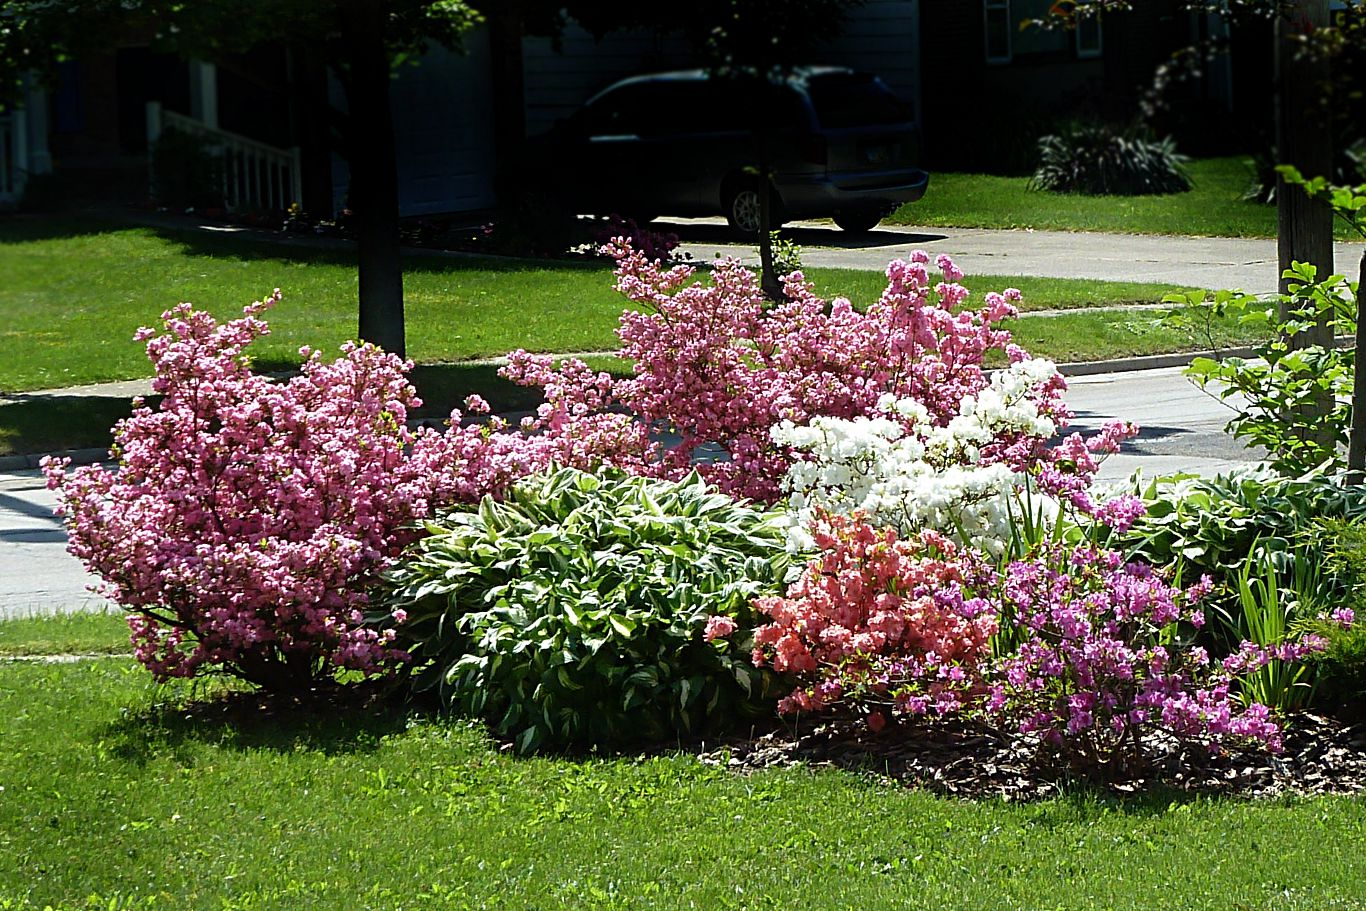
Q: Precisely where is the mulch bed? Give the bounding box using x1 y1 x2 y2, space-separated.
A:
694 713 1366 801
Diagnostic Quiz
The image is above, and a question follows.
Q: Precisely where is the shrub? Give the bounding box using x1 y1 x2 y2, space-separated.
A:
42 295 438 689
1117 466 1366 585
589 215 684 264
1308 519 1366 712
751 512 996 728
500 244 1034 502
1166 262 1357 476
1030 125 1191 196
989 544 1283 777
771 359 1137 556
380 467 794 753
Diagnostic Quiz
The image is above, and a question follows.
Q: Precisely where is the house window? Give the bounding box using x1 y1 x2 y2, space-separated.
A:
1076 12 1103 58
984 0 1011 64
983 0 1102 64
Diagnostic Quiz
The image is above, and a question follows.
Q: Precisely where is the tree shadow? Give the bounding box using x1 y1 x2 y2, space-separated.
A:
0 394 155 458
101 681 435 767
0 212 139 245
136 220 614 280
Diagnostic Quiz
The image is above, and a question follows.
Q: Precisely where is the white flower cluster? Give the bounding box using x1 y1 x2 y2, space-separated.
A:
772 359 1062 555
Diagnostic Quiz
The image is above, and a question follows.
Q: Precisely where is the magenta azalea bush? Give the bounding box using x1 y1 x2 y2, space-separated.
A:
749 511 1298 775
43 295 548 689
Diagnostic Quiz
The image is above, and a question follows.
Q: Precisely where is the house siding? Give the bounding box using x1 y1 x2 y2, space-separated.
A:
331 30 497 217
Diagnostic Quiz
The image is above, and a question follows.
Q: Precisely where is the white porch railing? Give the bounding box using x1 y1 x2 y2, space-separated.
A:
0 110 29 206
146 101 302 212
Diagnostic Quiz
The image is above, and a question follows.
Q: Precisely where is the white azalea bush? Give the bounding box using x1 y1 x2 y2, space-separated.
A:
772 358 1073 555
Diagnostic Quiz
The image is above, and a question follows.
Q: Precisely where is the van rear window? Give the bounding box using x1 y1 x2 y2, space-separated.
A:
806 74 909 129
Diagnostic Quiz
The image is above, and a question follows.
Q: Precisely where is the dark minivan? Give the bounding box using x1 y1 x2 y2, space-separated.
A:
530 67 929 234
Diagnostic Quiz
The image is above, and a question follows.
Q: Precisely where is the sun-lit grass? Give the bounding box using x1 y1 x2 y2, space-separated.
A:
0 610 129 657
0 654 1363 911
0 215 1249 455
890 156 1358 239
1 216 1199 395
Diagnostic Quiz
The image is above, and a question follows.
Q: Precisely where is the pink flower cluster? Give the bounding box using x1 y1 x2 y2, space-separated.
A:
500 241 1063 502
750 512 996 720
42 295 527 689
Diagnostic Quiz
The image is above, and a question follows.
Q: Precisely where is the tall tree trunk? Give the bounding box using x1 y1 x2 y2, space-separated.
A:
756 129 783 302
1275 0 1335 456
488 1 527 207
1276 0 1335 305
341 1 406 357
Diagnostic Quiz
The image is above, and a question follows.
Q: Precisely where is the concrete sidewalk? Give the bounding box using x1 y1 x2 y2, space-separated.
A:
666 217 1366 295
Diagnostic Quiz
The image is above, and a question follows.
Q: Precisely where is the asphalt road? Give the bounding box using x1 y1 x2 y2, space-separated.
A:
0 364 1259 619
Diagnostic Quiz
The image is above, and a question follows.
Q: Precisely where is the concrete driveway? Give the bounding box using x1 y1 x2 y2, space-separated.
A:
666 218 1365 295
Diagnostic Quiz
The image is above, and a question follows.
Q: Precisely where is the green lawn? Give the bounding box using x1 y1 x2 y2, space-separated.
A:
0 215 1257 456
0 610 129 657
0 650 1363 911
0 216 1199 394
890 156 1357 239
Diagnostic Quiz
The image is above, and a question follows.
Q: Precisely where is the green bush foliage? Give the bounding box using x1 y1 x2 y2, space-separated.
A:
1118 467 1366 585
1031 125 1191 196
380 467 794 753
1310 518 1366 712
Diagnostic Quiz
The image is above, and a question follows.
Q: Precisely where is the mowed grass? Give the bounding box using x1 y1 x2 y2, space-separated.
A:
0 215 1253 455
890 156 1358 240
0 653 1363 911
1 216 1200 394
0 610 129 657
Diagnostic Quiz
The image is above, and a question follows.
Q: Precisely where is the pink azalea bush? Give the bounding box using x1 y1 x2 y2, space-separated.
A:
500 242 1063 502
43 295 547 689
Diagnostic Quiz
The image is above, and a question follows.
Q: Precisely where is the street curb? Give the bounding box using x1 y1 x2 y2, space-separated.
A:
1056 345 1257 377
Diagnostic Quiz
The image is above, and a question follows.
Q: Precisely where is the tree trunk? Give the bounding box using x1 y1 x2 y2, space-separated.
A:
488 1 527 207
1347 250 1366 481
1276 0 1335 306
340 1 406 358
756 129 783 302
1275 0 1335 456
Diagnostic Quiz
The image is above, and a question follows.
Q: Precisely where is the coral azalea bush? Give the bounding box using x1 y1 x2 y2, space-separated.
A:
747 512 996 727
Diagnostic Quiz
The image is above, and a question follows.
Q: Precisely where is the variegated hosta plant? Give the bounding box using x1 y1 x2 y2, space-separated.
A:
379 467 794 753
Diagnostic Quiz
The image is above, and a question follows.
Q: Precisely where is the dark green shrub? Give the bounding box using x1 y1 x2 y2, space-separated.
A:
151 126 224 210
1031 125 1191 196
380 467 793 753
1118 467 1366 585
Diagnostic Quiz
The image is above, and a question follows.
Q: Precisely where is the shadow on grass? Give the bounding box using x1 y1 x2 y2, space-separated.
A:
140 222 614 279
0 212 136 245
658 219 948 251
0 363 569 456
0 395 160 457
102 681 438 765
